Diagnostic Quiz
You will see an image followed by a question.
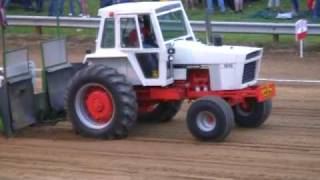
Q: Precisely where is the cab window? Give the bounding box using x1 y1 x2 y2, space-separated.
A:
120 18 140 48
138 15 158 48
101 18 115 48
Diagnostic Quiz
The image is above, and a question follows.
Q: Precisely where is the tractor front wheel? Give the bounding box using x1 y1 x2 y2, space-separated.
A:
138 101 183 123
233 99 272 128
65 65 137 139
187 96 234 142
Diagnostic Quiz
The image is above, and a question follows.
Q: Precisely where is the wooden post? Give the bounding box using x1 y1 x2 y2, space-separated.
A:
272 34 279 43
35 26 42 35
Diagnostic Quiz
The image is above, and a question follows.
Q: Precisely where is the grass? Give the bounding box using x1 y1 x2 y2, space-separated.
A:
3 0 320 48
6 0 314 22
195 32 320 49
186 0 314 22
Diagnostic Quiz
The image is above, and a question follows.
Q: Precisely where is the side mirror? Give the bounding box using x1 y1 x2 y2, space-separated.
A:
212 34 223 46
86 49 92 54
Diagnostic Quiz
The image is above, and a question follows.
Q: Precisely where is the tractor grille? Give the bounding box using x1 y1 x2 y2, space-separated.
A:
242 61 257 84
246 50 261 60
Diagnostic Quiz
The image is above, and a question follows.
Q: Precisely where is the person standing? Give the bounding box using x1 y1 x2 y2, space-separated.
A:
234 0 243 12
49 0 64 16
313 0 320 20
79 0 89 17
307 0 314 11
100 0 112 8
290 0 299 15
68 0 81 16
267 0 280 10
35 0 44 13
207 0 226 14
22 0 33 11
4 0 10 8
48 0 55 16
225 0 235 11
113 0 133 4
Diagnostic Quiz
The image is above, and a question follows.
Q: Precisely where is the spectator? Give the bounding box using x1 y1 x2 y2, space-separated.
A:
100 0 113 8
290 0 299 15
22 0 33 11
207 0 226 14
35 0 44 13
307 0 314 11
4 0 10 8
185 0 203 10
225 0 235 11
234 0 243 12
49 0 64 16
67 0 82 16
313 0 320 20
79 0 89 17
267 0 280 10
114 0 133 3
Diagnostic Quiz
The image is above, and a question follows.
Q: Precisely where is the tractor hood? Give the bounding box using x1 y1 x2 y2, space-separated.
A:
172 41 262 65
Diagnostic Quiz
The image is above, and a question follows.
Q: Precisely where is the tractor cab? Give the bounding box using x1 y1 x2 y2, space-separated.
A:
85 1 195 87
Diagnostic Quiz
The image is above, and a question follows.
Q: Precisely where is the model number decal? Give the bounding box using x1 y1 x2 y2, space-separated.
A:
224 64 233 69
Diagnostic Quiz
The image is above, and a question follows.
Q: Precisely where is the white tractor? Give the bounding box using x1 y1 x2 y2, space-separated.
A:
64 1 275 141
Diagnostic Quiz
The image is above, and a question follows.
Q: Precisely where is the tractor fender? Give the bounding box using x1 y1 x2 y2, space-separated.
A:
85 56 142 86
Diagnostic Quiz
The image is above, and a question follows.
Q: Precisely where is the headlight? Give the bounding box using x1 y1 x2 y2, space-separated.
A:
168 55 174 61
167 48 175 54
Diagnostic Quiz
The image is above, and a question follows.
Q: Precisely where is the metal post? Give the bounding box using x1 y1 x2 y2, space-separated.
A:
205 8 212 45
300 40 304 58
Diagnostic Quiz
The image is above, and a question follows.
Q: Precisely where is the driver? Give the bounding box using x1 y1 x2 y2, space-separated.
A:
128 15 157 48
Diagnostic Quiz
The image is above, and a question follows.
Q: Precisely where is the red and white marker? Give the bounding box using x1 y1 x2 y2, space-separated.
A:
295 19 308 58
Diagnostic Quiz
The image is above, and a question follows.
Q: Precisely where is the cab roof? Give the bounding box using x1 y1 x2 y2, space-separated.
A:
98 1 182 17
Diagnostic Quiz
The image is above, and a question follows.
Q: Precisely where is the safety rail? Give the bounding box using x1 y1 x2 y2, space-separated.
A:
6 15 320 35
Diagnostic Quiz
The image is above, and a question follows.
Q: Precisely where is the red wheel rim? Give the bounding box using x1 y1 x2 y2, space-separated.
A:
239 103 250 112
205 112 215 124
236 99 256 117
84 86 114 124
239 100 254 113
196 111 217 132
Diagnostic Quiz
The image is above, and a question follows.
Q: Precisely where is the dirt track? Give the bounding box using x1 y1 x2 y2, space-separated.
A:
0 37 320 179
0 85 320 180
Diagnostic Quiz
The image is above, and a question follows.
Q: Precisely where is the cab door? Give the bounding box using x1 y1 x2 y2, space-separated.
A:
117 14 170 86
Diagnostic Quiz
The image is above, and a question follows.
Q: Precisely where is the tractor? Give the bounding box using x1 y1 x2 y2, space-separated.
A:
0 1 275 141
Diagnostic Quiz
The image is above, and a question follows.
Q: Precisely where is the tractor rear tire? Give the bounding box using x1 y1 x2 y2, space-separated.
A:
138 101 183 123
233 99 272 128
65 64 137 139
187 96 234 142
